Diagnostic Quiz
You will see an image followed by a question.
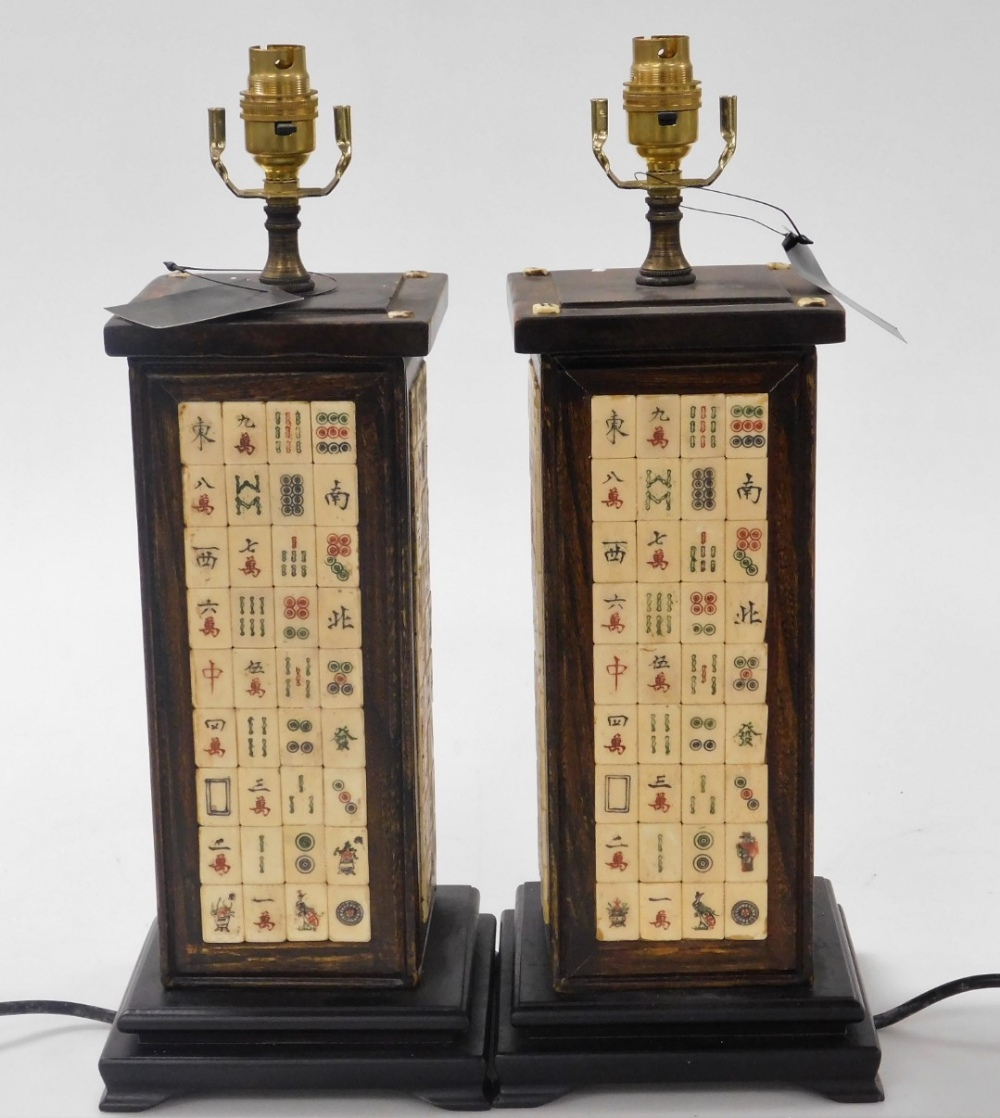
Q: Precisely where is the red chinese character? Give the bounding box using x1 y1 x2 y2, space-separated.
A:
649 791 671 813
201 660 223 693
204 737 225 758
254 910 276 931
602 487 624 510
647 425 669 448
239 555 262 578
606 656 628 691
648 671 670 692
605 851 628 872
650 909 671 929
647 548 668 570
604 733 626 756
250 795 270 816
235 432 256 456
208 853 231 875
199 616 221 638
602 612 625 634
247 678 266 698
192 493 215 515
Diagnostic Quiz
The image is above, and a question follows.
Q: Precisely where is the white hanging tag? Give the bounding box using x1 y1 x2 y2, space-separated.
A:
783 234 905 342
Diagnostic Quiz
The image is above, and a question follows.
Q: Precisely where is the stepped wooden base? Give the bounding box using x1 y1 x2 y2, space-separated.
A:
98 886 496 1112
492 878 883 1108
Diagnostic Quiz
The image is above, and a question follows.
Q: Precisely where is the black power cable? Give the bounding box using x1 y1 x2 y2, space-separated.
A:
873 974 1000 1030
0 1001 115 1025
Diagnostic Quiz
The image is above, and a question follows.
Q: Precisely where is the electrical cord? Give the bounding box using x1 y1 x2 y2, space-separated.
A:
873 974 1000 1030
0 1001 115 1025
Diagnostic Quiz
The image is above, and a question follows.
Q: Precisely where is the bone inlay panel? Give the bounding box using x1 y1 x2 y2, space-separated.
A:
181 401 371 944
592 394 768 942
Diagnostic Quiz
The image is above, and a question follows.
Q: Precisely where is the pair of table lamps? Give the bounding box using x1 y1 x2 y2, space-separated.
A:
97 40 879 1113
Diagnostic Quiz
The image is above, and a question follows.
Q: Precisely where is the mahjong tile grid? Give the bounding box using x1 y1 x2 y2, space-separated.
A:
494 264 883 1107
96 272 496 1112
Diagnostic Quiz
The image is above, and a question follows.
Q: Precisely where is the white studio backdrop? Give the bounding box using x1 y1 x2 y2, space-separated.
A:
2 2 999 1115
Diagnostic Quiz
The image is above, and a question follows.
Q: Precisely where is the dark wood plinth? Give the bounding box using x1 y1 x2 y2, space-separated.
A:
98 886 496 1112
492 879 882 1108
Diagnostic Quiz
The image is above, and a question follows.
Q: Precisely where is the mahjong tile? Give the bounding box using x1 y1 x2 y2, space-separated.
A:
636 521 680 583
279 648 323 708
182 465 228 527
240 827 285 884
635 394 680 458
726 585 768 643
312 402 357 464
594 645 638 705
185 527 230 590
286 884 329 940
592 522 637 583
725 644 768 705
244 889 288 942
639 888 683 941
193 709 236 768
592 459 637 522
321 708 367 768
725 705 768 764
725 822 768 882
225 464 272 526
726 765 768 823
636 460 680 520
725 522 768 582
635 643 681 704
276 588 322 648
679 706 725 763
328 884 371 943
725 882 768 940
268 401 311 464
681 882 725 939
637 822 682 881
680 458 726 520
680 394 726 457
229 588 276 648
591 395 637 460
178 403 224 466
234 707 279 767
326 826 370 885
635 704 680 761
679 583 725 643
320 650 363 709
318 588 363 649
593 583 639 645
594 766 639 824
232 649 278 707
283 825 327 883
727 461 767 520
190 649 235 708
596 882 640 941
324 767 368 827
238 768 282 827
313 464 360 527
638 764 681 823
280 768 325 825
277 709 324 766
199 827 242 884
680 645 724 704
681 765 725 825
681 823 725 882
725 394 768 459
679 522 725 582
595 823 638 883
200 884 244 942
227 527 273 587
195 769 237 826
222 402 267 464
270 466 315 526
187 588 233 648
594 705 637 765
637 583 681 641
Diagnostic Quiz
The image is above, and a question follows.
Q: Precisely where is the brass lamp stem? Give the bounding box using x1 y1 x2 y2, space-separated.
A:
639 193 692 286
261 199 312 292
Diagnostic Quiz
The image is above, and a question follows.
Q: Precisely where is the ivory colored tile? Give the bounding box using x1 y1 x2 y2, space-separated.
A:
190 649 234 708
594 645 638 705
272 526 318 587
681 765 726 824
268 401 312 464
270 467 316 526
280 767 325 825
726 522 768 582
725 394 769 459
276 588 322 648
232 649 278 707
313 464 360 527
286 884 329 940
681 883 725 939
637 822 682 881
637 583 680 641
725 705 768 764
312 401 358 464
244 889 288 942
279 648 323 707
317 526 361 588
321 708 367 768
193 709 236 767
680 394 726 457
591 395 637 459
725 882 768 940
185 527 230 589
592 522 637 583
234 708 279 767
636 522 680 583
639 888 683 941
222 402 268 464
199 827 242 884
182 465 228 527
680 706 724 764
593 583 638 645
726 764 768 823
283 825 326 884
679 522 725 582
595 705 637 765
636 460 680 520
594 766 639 824
227 527 273 587
726 585 769 643
636 644 682 704
681 823 726 883
277 708 323 766
328 884 372 943
229 589 275 648
726 644 768 704
238 768 282 827
178 402 224 465
326 826 370 884
725 822 768 882
679 583 725 643
320 650 363 709
595 823 638 883
592 459 637 521
680 645 725 705
195 769 237 825
240 827 285 884
200 884 244 942
324 767 368 827
187 589 232 649
319 588 363 649
680 458 726 520
225 465 272 525
638 764 681 823
727 462 767 520
636 704 680 761
596 882 640 942
635 394 680 458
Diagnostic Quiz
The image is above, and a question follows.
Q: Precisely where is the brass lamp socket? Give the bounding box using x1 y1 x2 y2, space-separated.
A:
240 45 318 187
624 35 701 182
